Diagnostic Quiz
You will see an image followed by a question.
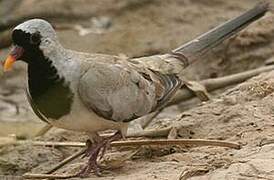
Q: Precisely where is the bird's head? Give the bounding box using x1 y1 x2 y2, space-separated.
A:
3 19 59 71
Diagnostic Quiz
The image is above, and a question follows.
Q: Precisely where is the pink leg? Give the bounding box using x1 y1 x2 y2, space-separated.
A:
77 131 122 177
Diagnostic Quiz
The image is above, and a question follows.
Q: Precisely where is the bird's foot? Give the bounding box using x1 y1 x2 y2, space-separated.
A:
77 131 122 177
99 131 122 160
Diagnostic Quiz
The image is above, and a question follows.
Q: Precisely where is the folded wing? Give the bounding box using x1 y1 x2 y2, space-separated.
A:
78 62 181 122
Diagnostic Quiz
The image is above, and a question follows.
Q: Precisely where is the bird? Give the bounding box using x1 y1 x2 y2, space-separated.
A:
2 2 269 177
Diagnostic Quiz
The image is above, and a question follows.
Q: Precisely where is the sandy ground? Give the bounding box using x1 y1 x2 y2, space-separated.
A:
0 0 274 179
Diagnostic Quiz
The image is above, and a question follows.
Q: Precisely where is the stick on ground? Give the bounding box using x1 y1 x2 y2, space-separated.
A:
22 138 240 179
34 124 53 137
170 65 274 105
14 139 241 149
45 148 86 174
23 173 77 179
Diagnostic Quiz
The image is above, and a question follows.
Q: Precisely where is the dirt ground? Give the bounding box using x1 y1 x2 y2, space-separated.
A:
1 0 274 179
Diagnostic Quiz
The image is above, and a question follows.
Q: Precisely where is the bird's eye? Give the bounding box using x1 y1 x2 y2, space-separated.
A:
30 32 41 45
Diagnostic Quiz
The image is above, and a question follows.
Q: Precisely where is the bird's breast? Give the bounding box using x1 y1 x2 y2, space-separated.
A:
27 60 74 120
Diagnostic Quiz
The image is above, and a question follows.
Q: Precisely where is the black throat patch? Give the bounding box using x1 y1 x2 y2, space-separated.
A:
12 29 74 120
27 56 74 120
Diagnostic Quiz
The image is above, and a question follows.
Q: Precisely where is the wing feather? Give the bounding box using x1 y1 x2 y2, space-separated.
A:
78 61 181 122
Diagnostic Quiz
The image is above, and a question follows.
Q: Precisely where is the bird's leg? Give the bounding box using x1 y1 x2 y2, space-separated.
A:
99 131 122 160
77 131 122 177
77 140 101 177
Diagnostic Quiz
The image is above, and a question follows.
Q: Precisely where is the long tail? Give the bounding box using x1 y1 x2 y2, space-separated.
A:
171 2 269 67
131 2 269 75
129 2 269 110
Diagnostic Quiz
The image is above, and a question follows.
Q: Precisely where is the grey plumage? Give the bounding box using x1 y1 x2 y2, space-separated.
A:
78 59 181 122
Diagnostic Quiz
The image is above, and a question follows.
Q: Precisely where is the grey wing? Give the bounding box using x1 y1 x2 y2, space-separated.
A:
78 62 155 122
78 62 181 122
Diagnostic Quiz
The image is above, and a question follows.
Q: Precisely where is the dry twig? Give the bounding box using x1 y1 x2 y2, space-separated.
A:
23 173 77 179
13 139 241 149
34 124 53 137
170 65 274 105
21 138 239 179
45 148 86 174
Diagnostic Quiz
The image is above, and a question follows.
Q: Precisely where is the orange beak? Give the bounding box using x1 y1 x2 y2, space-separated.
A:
3 55 16 71
3 46 24 72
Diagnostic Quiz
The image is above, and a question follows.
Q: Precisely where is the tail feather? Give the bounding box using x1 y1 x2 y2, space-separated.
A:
131 2 269 75
172 2 269 65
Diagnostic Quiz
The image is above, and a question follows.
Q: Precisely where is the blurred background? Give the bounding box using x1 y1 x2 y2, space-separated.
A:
0 0 273 137
0 0 274 178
